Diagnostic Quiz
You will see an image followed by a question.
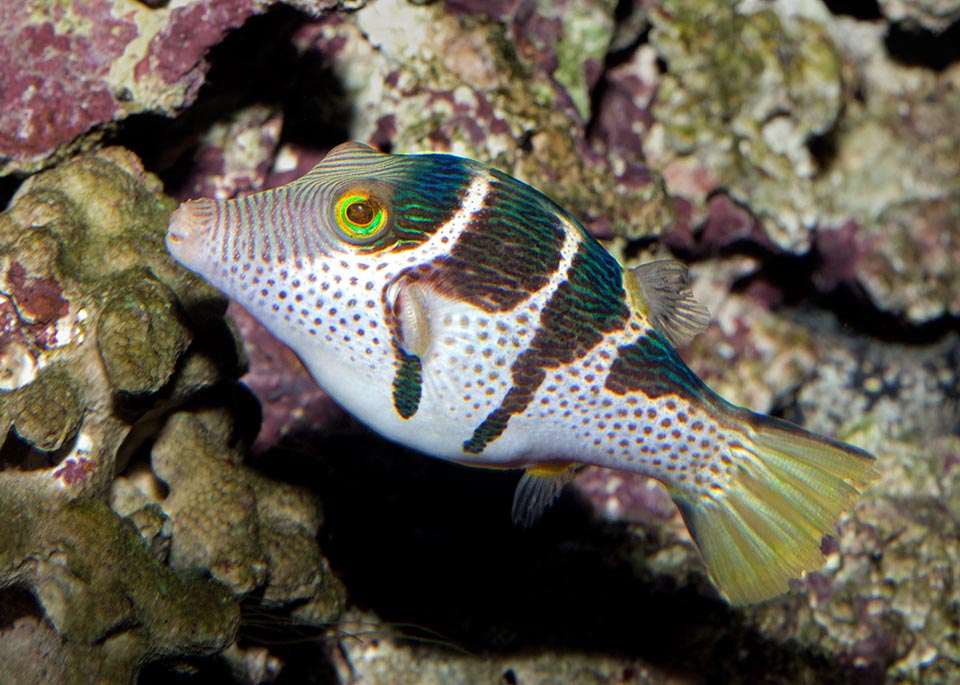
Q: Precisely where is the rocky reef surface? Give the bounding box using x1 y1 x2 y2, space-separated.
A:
1 0 958 684
0 149 344 684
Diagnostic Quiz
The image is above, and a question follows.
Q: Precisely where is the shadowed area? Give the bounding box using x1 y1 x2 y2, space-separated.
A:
235 427 852 685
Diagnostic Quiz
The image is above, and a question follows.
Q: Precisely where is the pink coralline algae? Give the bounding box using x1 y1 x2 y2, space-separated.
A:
53 455 94 487
0 4 127 167
5 262 69 326
133 1 259 90
0 261 70 365
0 0 263 173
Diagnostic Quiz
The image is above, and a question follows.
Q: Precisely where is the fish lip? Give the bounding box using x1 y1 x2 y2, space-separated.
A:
166 198 217 260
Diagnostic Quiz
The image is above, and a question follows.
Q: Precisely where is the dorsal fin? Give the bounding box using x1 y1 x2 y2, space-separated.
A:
324 141 379 159
629 260 710 347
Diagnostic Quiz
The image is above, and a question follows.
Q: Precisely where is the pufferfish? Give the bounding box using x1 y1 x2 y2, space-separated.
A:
167 142 877 605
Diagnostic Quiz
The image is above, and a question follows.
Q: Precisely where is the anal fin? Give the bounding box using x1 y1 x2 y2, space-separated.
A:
512 463 582 527
628 260 710 347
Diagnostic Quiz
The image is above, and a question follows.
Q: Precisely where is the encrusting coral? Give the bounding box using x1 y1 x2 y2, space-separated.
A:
0 149 344 684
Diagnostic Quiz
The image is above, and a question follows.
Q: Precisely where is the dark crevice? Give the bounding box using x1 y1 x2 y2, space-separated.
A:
810 282 959 344
108 5 320 195
821 0 883 20
806 127 841 177
278 51 353 153
663 217 959 345
606 0 652 64
0 586 43 629
246 429 851 684
717 246 960 345
0 428 78 473
885 19 960 71
0 175 21 211
235 598 340 685
584 0 652 144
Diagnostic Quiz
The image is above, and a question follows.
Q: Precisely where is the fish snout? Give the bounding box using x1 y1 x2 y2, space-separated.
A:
166 198 218 266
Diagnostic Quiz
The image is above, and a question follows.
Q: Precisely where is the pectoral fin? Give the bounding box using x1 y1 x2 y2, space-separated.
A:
627 260 710 347
388 279 432 420
512 463 582 527
394 280 432 358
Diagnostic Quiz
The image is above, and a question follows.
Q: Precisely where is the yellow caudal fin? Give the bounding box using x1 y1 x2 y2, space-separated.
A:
673 411 879 606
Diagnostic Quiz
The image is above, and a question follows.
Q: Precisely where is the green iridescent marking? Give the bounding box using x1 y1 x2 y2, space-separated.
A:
389 156 474 249
323 154 475 254
334 193 388 243
392 349 423 420
604 331 707 401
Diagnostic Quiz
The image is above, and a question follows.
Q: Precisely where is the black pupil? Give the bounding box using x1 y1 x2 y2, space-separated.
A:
347 200 375 226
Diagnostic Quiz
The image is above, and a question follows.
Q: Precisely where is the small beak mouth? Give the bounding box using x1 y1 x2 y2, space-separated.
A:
166 198 217 264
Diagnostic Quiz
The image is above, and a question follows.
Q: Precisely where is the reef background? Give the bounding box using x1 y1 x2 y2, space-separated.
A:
1 1 958 684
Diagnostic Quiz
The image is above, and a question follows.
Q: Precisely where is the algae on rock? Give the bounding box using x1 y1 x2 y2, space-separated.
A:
0 148 344 683
645 0 960 323
648 0 843 252
296 0 673 240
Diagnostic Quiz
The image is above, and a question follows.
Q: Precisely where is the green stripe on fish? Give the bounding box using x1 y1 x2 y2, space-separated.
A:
392 349 422 419
389 156 474 250
605 331 707 402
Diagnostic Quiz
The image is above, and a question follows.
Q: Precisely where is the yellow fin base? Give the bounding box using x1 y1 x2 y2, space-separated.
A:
511 463 581 527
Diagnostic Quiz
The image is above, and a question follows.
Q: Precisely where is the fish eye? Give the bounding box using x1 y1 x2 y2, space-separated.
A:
334 191 389 244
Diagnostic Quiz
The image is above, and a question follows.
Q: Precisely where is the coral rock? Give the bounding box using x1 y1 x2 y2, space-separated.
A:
150 410 346 619
96 268 192 395
0 146 343 681
152 412 268 595
0 499 238 684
